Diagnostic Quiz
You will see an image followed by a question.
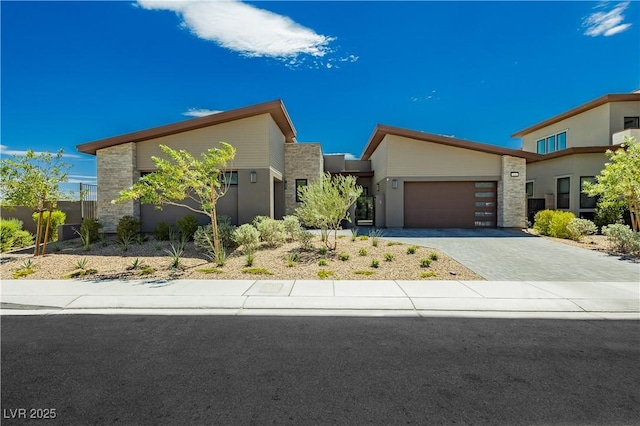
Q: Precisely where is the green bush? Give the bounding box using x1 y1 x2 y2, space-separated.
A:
217 215 237 250
594 203 625 230
116 215 140 240
566 218 597 241
255 217 285 247
32 210 66 242
295 228 314 250
548 211 576 239
1 219 34 252
233 224 260 253
153 221 172 241
177 214 199 241
602 224 640 254
282 215 302 241
80 218 102 243
533 210 555 236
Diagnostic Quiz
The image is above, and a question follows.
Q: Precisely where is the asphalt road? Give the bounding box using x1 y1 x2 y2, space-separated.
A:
2 315 639 425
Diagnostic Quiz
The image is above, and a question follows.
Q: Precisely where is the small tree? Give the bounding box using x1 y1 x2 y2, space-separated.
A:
115 143 236 261
0 149 73 255
296 172 363 250
583 137 640 232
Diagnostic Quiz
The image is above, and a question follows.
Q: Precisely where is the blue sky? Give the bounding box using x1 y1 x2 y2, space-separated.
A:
2 1 638 191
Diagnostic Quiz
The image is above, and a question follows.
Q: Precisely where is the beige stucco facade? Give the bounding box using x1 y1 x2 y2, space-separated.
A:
369 135 526 228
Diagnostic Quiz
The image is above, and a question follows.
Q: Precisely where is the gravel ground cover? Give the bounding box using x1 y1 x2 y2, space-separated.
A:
0 234 483 281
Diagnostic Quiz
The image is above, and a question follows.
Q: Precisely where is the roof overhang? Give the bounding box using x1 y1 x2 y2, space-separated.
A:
77 99 297 155
526 145 615 163
361 124 538 161
511 94 640 138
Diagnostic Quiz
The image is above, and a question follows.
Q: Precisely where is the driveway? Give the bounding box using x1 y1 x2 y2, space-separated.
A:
380 229 640 281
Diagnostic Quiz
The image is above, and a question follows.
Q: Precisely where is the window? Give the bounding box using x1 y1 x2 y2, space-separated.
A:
580 177 598 209
221 171 238 185
557 177 570 209
295 179 307 202
537 131 567 153
624 116 640 129
525 181 534 198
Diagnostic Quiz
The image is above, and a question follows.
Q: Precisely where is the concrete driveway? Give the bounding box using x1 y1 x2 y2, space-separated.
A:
380 229 640 282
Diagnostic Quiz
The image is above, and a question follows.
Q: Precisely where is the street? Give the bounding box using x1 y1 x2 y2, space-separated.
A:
2 315 639 425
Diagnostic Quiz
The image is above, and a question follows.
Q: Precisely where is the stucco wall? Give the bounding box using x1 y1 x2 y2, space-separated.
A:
521 104 611 152
526 153 607 216
136 114 274 171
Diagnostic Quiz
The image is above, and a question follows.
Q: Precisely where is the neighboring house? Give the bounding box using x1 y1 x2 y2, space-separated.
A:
512 92 640 220
77 92 640 232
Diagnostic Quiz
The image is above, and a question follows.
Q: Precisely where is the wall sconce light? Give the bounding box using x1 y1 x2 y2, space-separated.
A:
392 179 398 189
250 171 257 183
376 183 380 192
510 171 520 177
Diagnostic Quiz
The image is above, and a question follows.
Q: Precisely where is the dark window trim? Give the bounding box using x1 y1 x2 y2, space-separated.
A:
624 116 640 129
580 176 598 209
295 179 307 202
557 176 570 210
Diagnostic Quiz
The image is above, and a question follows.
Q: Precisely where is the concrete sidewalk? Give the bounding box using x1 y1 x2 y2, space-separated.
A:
1 279 638 319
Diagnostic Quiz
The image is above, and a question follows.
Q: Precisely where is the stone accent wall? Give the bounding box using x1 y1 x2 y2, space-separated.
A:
498 155 526 228
284 143 323 215
96 143 139 232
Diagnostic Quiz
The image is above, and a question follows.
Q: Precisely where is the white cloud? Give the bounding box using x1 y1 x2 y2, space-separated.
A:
0 145 82 159
583 1 632 37
137 0 355 67
182 108 224 118
325 152 358 160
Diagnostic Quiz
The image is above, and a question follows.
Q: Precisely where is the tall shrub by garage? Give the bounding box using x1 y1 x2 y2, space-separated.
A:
548 211 576 239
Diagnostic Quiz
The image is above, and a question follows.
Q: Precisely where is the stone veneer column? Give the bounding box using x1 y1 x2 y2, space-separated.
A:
96 143 140 233
284 143 323 215
497 155 526 228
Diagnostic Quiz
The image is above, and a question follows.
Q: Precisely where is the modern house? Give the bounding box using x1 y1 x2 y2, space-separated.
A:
76 92 640 232
512 92 640 220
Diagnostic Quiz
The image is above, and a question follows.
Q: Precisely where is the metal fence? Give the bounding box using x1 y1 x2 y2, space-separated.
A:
80 183 97 220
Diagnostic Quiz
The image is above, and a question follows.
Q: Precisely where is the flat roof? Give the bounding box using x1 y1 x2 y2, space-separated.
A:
77 99 297 155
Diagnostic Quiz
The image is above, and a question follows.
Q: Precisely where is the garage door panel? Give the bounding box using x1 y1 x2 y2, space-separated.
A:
404 182 496 228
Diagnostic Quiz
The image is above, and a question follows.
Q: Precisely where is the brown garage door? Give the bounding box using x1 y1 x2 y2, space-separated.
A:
404 181 497 228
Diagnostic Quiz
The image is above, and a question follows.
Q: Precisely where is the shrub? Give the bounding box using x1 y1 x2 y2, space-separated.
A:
420 271 437 278
217 215 237 250
339 252 350 261
384 253 394 262
566 218 597 241
32 209 66 242
80 218 102 243
295 229 315 250
318 246 328 255
255 217 285 247
242 267 272 275
318 258 329 266
602 224 640 254
354 270 375 276
351 227 358 241
429 252 439 261
594 203 625 230
317 269 334 279
548 211 576 239
282 215 302 241
370 259 380 268
233 224 260 253
1 219 34 252
533 210 555 236
152 221 172 241
420 258 431 268
369 228 384 247
358 248 368 256
245 252 255 267
177 214 199 241
116 215 140 241
406 245 418 254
